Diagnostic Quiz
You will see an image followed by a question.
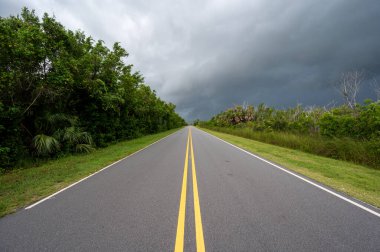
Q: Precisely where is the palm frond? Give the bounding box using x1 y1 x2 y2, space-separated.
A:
32 134 60 155
78 131 93 145
62 127 93 145
63 126 79 143
75 144 94 153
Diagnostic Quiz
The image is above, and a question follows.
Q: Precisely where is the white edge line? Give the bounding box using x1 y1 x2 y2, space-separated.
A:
25 129 182 210
197 128 380 218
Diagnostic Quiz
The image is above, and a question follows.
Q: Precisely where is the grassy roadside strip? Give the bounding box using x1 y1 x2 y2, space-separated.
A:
0 128 181 217
199 126 379 169
200 127 380 208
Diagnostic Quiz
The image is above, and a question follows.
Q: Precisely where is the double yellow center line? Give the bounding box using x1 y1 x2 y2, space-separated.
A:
175 128 205 252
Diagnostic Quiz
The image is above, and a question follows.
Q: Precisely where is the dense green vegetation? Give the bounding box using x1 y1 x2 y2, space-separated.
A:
0 129 180 217
198 101 380 168
201 128 380 208
0 8 185 170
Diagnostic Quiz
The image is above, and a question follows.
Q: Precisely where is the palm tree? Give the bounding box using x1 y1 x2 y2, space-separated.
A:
32 113 94 156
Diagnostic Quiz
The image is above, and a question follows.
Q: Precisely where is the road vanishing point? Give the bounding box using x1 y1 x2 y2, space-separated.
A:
0 127 379 251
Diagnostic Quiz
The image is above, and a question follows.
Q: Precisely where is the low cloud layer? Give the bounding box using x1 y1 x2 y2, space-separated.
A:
1 0 379 120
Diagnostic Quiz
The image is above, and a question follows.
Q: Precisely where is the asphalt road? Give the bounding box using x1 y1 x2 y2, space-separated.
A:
0 126 379 251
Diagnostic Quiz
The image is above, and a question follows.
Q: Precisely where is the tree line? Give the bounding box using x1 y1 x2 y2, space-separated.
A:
201 101 379 140
0 8 186 170
198 99 380 168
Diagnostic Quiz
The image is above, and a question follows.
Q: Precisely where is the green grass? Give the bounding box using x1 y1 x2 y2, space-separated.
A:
0 128 180 217
200 128 380 208
200 126 380 169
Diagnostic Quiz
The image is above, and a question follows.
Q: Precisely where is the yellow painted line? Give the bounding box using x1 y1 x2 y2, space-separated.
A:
174 128 206 252
174 130 190 252
190 128 206 252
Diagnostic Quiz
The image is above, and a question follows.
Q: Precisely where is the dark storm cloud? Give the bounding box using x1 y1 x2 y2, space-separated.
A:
1 0 380 120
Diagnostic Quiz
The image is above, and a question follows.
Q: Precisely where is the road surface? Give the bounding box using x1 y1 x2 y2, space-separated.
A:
0 127 379 251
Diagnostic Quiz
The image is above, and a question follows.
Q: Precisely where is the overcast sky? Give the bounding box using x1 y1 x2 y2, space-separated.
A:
1 0 380 120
